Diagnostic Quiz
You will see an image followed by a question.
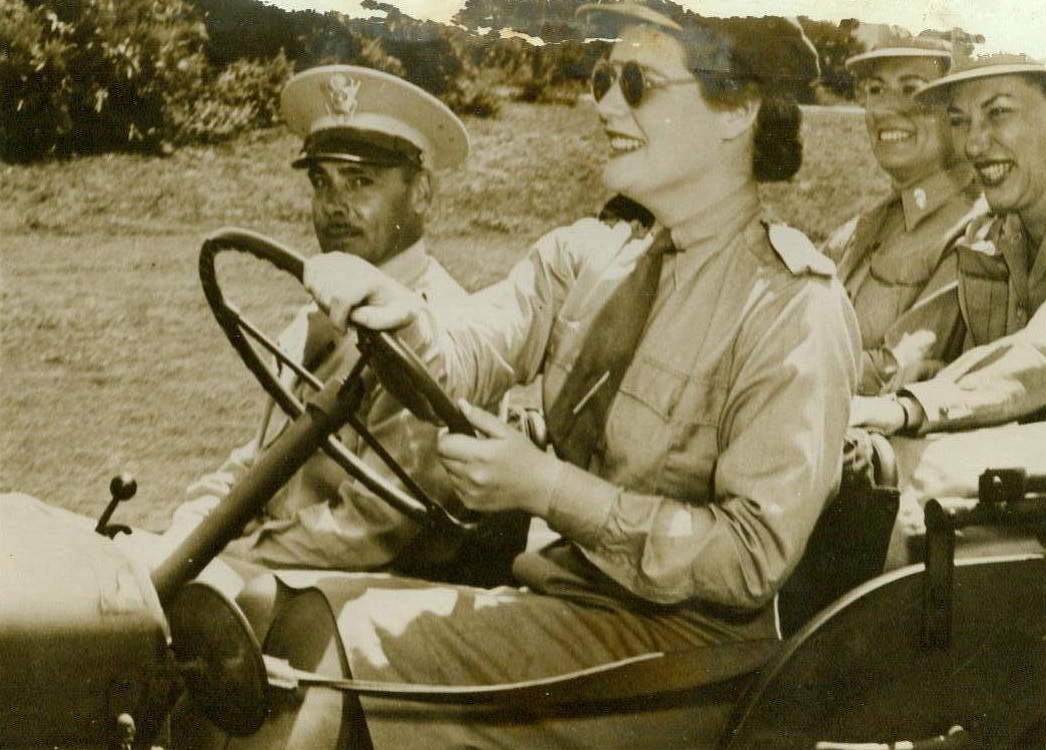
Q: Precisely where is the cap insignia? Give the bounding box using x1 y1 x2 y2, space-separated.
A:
325 73 361 120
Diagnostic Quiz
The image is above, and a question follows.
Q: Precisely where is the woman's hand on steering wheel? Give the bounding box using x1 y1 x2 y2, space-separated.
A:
303 252 422 334
437 399 563 518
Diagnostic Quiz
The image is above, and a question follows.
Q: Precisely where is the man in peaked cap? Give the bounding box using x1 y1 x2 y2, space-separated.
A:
849 54 1046 568
169 66 516 585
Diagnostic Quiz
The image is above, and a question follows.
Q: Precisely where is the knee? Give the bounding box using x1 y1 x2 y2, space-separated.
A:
236 572 283 642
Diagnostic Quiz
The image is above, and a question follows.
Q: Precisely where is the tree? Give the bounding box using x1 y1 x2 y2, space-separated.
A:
918 28 986 70
0 0 209 161
799 17 865 100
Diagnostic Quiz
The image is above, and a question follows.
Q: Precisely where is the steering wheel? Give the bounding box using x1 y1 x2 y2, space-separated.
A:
198 227 478 530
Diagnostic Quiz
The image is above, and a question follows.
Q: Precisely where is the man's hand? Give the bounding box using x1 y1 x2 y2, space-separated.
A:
303 253 421 333
437 400 562 517
850 394 925 435
184 471 238 503
850 395 906 434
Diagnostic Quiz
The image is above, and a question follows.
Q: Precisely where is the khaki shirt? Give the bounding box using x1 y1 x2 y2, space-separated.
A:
182 241 469 570
905 213 1046 431
408 187 860 613
823 164 985 395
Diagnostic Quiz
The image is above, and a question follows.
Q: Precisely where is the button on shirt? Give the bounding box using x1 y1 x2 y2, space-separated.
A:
904 213 1046 431
405 187 860 615
822 164 986 395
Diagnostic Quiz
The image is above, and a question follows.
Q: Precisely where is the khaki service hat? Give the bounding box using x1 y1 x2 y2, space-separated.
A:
281 65 468 171
845 35 953 77
914 53 1046 104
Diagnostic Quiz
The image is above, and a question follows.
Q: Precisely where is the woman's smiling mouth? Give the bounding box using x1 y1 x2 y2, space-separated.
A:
877 128 914 143
607 131 645 155
975 161 1015 187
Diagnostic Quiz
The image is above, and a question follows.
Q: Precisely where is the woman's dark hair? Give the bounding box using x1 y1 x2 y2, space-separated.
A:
672 19 811 182
751 97 803 182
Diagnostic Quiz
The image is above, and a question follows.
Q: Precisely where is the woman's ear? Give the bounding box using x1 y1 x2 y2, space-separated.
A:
717 96 760 141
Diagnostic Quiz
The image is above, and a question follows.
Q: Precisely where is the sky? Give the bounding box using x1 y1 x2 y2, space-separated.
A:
265 0 1046 59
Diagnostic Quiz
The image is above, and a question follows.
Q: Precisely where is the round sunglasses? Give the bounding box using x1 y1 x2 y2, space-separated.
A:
590 59 698 108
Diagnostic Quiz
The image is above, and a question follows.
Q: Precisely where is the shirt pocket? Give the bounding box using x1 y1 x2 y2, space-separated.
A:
868 239 940 287
662 372 729 500
957 248 1010 345
605 355 721 499
618 352 688 420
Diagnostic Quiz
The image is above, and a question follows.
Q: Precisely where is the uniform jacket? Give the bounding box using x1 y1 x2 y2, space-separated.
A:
823 163 986 395
402 187 861 618
904 212 1046 432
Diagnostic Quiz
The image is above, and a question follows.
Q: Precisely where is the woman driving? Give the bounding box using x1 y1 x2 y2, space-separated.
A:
295 4 860 747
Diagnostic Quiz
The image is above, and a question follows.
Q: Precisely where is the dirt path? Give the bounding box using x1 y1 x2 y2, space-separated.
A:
1 232 266 529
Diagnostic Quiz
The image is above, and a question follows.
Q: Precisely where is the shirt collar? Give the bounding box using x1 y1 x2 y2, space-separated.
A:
665 183 761 286
378 238 430 288
998 212 1046 272
898 162 975 232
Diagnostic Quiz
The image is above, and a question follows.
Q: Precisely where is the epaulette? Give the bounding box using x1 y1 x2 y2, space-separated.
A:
766 223 835 277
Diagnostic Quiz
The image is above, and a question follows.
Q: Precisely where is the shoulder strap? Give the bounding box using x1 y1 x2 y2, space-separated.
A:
767 223 835 277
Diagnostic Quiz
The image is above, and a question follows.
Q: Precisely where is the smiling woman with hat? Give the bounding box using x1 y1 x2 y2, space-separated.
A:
293 5 859 747
846 54 1046 572
851 54 1046 438
824 35 987 398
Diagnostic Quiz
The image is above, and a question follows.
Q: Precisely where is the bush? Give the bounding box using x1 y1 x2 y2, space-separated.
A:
510 39 604 104
0 0 209 161
300 6 503 119
441 77 502 117
163 52 293 145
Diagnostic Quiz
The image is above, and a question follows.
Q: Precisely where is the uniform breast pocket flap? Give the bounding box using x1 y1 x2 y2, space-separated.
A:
618 355 687 421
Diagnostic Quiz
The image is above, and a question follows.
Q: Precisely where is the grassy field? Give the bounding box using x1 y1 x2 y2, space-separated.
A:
0 101 888 530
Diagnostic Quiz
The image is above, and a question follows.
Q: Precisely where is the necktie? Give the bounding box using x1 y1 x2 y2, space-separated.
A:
545 228 674 468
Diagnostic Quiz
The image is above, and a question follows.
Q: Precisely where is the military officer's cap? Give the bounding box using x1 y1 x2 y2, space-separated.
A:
281 65 468 171
845 35 953 77
576 3 820 98
914 53 1046 105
